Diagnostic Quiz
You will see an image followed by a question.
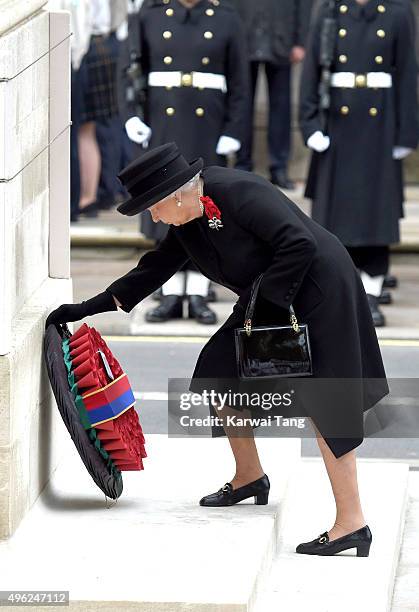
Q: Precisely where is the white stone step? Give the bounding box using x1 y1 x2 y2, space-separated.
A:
253 459 410 612
0 434 300 611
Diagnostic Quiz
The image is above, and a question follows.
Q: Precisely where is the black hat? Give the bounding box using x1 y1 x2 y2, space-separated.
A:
116 142 204 216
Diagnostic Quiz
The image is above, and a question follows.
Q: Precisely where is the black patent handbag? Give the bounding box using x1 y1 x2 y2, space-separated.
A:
234 273 313 380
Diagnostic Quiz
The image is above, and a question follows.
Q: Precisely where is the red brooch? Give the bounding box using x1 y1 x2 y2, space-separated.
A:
199 196 223 231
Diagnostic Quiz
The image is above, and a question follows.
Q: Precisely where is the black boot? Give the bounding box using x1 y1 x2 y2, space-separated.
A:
188 295 217 324
383 273 398 289
145 295 183 322
378 289 393 305
206 286 217 303
199 474 270 506
270 169 295 190
367 294 386 327
152 287 163 301
296 524 372 557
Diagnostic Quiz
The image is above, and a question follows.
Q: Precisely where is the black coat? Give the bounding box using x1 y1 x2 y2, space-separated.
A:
135 0 249 241
299 0 419 246
106 166 389 459
230 0 314 63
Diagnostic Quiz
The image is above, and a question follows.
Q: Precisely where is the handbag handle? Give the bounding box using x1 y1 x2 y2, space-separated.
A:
243 273 300 336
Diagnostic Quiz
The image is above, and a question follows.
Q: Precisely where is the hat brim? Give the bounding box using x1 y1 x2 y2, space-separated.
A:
116 157 204 217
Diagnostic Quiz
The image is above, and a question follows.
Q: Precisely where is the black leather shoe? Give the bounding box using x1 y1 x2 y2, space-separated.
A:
383 273 398 289
199 474 270 506
270 169 295 190
78 201 99 217
378 289 393 305
367 294 386 327
145 295 183 322
206 286 217 303
296 524 372 557
188 295 217 324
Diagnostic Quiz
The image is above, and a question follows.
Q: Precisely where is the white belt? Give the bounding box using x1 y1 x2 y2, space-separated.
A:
330 72 392 88
148 71 227 93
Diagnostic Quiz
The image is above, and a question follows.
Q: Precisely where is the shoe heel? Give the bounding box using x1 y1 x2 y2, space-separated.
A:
254 491 269 505
356 542 371 557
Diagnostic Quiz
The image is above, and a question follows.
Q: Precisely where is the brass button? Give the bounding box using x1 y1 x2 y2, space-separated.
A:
204 31 213 39
181 73 192 86
166 107 175 116
212 0 220 5
195 107 205 117
377 29 385 38
339 28 347 38
339 4 348 13
375 55 383 64
202 56 210 65
340 105 349 115
377 4 385 12
369 107 378 116
163 30 172 39
165 86 172 90
166 8 174 16
355 74 366 87
163 55 173 65
163 0 170 3
206 8 214 16
339 54 347 63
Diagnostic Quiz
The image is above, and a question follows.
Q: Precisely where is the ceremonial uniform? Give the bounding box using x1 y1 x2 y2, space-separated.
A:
135 0 249 242
299 0 419 324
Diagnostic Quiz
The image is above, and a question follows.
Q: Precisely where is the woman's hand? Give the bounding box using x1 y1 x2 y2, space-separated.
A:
45 303 86 329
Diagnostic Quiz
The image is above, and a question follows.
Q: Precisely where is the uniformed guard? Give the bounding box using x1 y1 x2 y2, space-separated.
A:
299 0 419 326
125 0 249 324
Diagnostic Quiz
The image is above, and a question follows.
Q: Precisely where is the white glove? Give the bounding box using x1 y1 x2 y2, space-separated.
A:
216 135 241 156
307 130 330 153
392 146 413 160
125 116 152 148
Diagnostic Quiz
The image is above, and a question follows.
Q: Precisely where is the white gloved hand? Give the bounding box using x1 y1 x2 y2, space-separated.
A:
307 130 330 153
216 135 241 156
125 116 152 148
392 146 413 160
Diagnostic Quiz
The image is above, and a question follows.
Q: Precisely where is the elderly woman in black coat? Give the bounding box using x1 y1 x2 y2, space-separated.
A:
47 142 388 557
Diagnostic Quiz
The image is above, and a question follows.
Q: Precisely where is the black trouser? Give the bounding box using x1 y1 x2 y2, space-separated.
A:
235 61 292 175
346 246 390 277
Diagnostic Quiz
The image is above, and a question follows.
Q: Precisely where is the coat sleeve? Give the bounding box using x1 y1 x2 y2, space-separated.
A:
227 180 318 311
298 3 325 143
393 7 419 150
294 0 315 48
105 227 190 313
222 10 250 142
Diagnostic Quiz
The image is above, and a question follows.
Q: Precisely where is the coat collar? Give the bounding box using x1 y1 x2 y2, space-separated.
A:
172 0 207 24
343 0 381 22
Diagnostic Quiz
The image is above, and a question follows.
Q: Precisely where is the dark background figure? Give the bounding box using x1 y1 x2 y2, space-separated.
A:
124 0 249 324
232 0 314 189
299 0 419 327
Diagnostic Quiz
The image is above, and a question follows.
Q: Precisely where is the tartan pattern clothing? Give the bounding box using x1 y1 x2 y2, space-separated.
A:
80 34 119 123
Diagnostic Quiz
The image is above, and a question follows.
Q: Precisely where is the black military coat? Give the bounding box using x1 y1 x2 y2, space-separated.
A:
299 0 419 246
106 166 389 459
135 0 249 241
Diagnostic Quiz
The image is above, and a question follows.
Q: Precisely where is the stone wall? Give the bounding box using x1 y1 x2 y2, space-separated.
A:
0 4 73 539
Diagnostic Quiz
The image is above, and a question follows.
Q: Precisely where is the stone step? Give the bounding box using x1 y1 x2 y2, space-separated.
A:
0 434 300 611
252 459 410 612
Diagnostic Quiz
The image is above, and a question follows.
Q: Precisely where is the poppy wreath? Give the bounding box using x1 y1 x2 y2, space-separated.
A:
62 323 147 475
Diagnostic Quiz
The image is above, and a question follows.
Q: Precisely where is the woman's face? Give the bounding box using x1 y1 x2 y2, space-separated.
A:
148 194 183 226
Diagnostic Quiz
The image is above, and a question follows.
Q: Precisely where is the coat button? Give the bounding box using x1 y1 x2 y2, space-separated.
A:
338 28 347 38
340 105 349 115
339 4 348 13
355 74 366 87
377 29 385 38
202 56 210 65
338 54 347 64
166 8 174 16
375 55 383 64
163 30 172 39
166 107 175 116
377 4 385 12
164 56 173 65
195 107 205 117
204 31 213 39
206 8 214 16
163 0 170 3
369 107 378 116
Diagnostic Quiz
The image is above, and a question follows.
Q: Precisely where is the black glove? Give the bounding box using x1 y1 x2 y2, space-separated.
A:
45 290 117 331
